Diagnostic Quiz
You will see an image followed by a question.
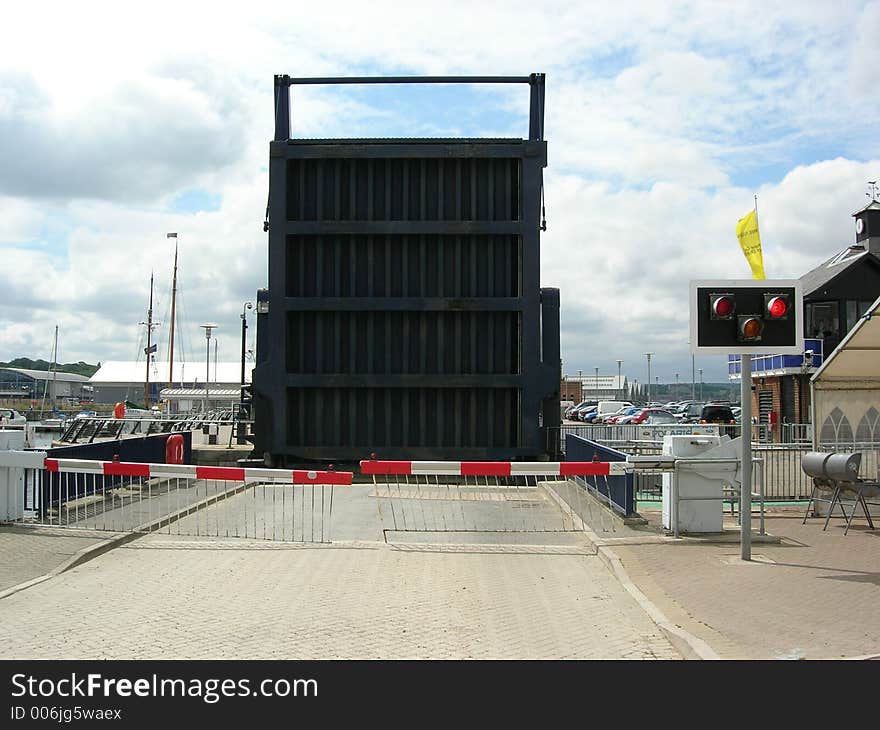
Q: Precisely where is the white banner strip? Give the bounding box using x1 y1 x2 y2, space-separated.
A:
410 461 462 475
510 462 561 475
147 464 199 479
54 459 105 474
242 468 294 483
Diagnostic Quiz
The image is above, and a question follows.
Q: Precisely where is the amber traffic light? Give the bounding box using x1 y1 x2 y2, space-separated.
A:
738 315 763 342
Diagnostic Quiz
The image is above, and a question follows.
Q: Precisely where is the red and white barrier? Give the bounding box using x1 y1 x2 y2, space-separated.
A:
359 460 629 477
44 458 353 485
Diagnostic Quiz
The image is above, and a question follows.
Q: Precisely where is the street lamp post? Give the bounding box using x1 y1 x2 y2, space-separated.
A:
200 324 217 414
238 303 253 444
691 354 696 400
644 353 653 405
675 372 679 400
616 359 623 400
594 367 599 399
699 368 704 401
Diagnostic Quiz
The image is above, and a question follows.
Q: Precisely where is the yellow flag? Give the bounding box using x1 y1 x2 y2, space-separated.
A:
736 209 765 279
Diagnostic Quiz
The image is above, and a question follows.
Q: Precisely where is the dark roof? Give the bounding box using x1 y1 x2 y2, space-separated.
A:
799 245 880 297
852 200 880 216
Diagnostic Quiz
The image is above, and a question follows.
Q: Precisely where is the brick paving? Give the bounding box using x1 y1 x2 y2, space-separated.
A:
0 526 113 592
611 508 880 659
0 533 679 659
7 480 879 660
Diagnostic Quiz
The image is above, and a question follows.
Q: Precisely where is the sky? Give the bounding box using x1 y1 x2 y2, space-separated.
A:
1 1 878 387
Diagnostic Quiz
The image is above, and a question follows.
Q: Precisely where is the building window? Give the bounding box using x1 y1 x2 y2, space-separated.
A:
806 301 839 339
856 407 880 443
845 300 876 333
820 406 853 446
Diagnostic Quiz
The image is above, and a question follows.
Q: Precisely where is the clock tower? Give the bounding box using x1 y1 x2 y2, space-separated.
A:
853 198 880 256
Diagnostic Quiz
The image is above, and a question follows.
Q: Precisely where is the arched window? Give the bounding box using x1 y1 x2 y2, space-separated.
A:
820 407 853 447
856 407 880 444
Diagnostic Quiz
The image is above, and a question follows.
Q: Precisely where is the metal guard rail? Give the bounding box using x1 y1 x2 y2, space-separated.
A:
360 460 628 477
44 458 352 485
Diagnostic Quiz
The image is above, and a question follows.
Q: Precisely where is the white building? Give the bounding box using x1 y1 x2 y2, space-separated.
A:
563 374 627 401
0 367 91 403
90 361 253 410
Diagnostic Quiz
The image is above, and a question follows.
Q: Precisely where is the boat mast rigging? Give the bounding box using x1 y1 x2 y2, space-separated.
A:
167 233 178 392
140 273 160 409
40 325 59 415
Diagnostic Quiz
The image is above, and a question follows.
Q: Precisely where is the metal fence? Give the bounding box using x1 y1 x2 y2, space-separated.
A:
574 430 880 504
58 416 238 444
780 422 813 443
14 456 351 543
558 423 770 448
46 432 193 472
564 434 634 516
360 459 627 544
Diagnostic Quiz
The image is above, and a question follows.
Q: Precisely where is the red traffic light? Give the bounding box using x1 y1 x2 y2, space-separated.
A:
738 315 763 341
711 294 735 319
765 295 789 319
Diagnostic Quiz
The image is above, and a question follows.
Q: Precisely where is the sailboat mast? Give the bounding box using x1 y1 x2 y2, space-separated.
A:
51 326 58 404
167 234 178 390
145 273 154 409
40 325 58 414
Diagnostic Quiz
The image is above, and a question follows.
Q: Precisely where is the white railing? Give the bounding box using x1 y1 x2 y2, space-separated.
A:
1 452 351 543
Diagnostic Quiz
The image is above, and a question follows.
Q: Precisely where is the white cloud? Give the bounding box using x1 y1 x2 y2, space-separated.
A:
0 0 878 387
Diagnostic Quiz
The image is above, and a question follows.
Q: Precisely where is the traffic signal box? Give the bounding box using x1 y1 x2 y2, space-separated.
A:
690 279 803 355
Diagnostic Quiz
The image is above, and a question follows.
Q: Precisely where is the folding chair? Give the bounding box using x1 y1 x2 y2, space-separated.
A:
801 451 878 534
802 452 846 527
802 475 849 528
837 480 878 535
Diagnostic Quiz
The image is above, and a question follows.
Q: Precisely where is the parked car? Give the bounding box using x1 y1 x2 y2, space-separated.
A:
617 408 646 425
699 403 736 424
594 400 634 421
642 410 679 424
673 402 705 422
579 408 600 423
599 406 628 424
0 408 26 426
606 406 641 424
568 400 596 420
631 408 676 425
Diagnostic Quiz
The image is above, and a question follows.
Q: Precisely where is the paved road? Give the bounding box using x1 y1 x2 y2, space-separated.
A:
0 526 113 592
612 509 880 659
0 533 680 659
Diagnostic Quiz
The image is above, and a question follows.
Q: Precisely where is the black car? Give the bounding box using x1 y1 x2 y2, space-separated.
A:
699 403 735 424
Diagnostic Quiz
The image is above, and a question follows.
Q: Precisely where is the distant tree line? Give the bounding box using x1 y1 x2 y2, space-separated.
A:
0 357 100 378
626 381 738 404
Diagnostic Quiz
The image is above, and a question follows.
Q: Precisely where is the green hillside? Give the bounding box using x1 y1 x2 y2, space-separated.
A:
0 358 100 378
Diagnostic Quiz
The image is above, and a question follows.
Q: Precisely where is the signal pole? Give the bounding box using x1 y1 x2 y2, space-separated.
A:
200 324 217 414
741 353 752 561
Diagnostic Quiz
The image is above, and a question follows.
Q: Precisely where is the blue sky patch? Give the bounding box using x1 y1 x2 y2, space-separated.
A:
171 189 222 214
291 81 530 140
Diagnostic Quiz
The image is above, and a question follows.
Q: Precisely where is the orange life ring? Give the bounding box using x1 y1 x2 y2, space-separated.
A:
165 434 185 464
